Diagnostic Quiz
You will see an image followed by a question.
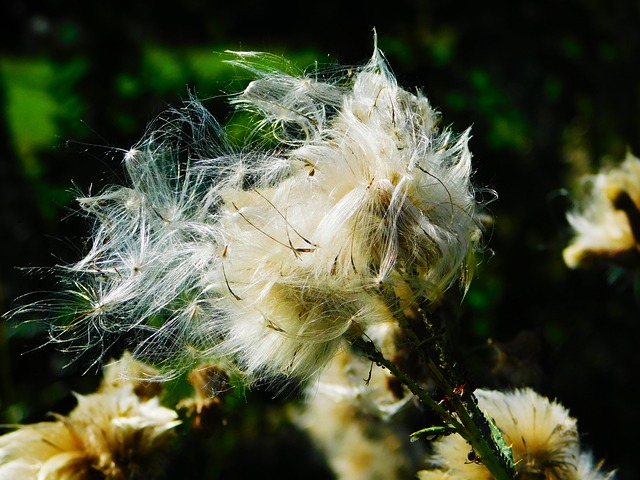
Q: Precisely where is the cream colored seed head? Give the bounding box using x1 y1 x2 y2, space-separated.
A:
38 46 486 387
0 370 179 480
418 388 614 480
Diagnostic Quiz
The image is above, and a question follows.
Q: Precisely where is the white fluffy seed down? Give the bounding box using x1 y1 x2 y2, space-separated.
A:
43 47 485 386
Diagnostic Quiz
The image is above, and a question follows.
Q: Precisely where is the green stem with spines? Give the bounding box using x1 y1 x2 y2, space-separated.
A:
352 335 515 480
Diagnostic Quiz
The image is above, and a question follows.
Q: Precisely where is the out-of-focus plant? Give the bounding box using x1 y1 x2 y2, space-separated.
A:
0 353 180 479
564 153 640 272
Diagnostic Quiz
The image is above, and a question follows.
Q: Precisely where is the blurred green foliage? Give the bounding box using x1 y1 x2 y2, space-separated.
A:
1 1 639 478
1 56 85 218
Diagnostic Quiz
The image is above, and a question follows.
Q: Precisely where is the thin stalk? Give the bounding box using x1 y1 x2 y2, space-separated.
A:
403 300 515 478
425 356 514 480
352 336 464 431
352 335 514 480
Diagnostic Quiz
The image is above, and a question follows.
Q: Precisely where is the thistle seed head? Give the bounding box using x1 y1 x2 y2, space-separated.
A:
33 47 488 387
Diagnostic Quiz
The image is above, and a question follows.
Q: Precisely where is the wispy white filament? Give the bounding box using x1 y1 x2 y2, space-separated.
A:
38 47 486 385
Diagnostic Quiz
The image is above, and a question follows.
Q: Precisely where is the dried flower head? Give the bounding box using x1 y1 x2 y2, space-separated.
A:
563 153 640 268
30 45 486 387
418 388 614 480
0 360 180 479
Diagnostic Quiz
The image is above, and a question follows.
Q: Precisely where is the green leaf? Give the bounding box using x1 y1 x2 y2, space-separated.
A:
410 425 457 442
486 415 515 469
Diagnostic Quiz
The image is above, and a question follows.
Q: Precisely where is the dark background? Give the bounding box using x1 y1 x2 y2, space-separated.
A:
1 1 639 478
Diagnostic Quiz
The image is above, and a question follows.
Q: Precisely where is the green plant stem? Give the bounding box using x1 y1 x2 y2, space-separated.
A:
352 336 463 429
352 336 514 480
425 356 514 480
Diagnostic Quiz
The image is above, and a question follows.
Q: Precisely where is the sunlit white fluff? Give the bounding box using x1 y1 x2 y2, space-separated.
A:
231 49 481 293
306 321 413 420
38 47 485 385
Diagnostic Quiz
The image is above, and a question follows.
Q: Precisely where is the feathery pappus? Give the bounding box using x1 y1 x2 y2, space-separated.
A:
19 45 488 387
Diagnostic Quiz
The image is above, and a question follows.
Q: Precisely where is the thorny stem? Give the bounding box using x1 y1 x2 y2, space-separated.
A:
424 356 515 480
352 336 464 431
352 335 515 480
